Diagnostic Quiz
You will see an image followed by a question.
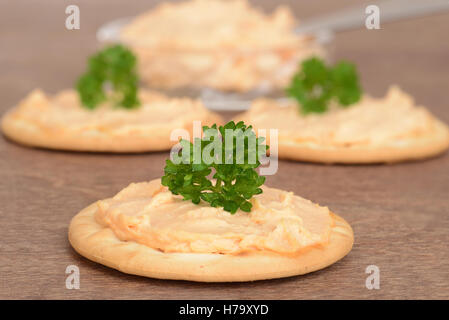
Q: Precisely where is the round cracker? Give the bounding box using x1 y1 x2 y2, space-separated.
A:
68 200 353 282
1 110 223 153
275 119 449 164
235 112 449 164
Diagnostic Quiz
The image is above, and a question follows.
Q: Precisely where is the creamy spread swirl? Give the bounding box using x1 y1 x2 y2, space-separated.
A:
8 89 212 136
95 180 333 255
122 0 303 50
120 0 324 91
241 86 438 146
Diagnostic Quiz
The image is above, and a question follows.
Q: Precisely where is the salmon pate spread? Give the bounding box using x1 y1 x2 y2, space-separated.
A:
236 86 449 162
120 0 324 91
95 179 333 255
1 89 222 152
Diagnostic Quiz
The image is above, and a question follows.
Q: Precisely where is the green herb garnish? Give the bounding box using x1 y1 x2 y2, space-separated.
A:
76 44 140 109
161 121 268 214
286 56 362 114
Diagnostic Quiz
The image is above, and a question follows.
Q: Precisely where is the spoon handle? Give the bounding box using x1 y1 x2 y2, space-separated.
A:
296 0 449 34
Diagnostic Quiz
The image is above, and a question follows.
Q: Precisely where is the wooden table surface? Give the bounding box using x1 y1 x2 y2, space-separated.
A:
1 0 448 299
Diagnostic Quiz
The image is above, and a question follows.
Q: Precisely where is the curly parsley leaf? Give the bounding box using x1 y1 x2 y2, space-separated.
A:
76 44 140 110
161 121 268 214
286 56 362 114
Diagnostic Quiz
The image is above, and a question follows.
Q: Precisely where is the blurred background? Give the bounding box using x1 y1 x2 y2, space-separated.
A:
1 0 448 121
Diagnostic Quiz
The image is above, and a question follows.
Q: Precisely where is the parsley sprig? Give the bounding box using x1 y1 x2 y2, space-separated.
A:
286 56 362 114
76 45 140 109
161 121 268 214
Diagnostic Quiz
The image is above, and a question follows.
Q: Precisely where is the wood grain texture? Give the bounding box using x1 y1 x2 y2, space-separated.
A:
0 0 448 299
